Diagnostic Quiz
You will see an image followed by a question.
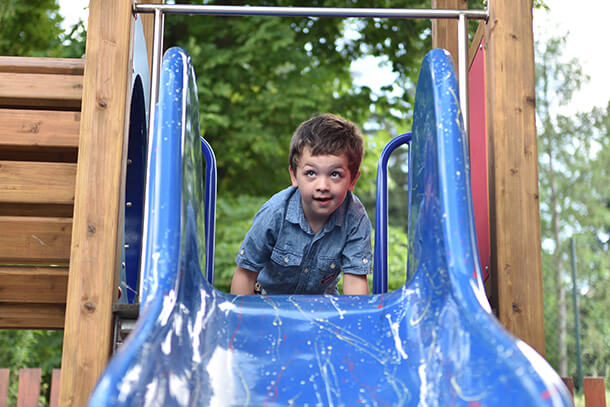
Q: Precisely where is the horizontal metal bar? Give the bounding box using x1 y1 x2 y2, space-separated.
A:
134 4 488 20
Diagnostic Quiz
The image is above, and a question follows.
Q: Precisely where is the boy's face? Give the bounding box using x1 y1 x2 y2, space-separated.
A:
289 147 360 231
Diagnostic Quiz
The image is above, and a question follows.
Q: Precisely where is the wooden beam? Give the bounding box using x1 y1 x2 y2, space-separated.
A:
0 369 8 407
0 266 68 304
485 0 545 355
431 0 467 75
0 72 82 109
0 109 80 150
59 0 134 405
0 203 73 218
584 377 607 407
0 161 76 205
17 369 41 407
468 21 485 70
0 303 65 329
0 56 84 75
50 369 61 407
0 216 72 264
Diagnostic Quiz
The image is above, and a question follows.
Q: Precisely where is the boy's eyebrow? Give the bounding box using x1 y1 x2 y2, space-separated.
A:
302 162 348 170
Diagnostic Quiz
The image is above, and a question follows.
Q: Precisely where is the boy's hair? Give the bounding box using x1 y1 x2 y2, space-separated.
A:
289 113 364 180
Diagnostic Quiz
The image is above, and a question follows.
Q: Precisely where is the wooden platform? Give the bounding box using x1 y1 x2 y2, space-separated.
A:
0 56 83 329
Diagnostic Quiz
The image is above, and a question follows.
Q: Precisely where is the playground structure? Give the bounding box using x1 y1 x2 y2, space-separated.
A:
0 0 580 405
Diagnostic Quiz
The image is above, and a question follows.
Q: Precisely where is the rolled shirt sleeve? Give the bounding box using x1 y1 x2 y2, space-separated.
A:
340 203 373 276
235 201 279 273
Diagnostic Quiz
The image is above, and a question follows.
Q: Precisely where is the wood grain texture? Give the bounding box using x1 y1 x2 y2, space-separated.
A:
0 216 72 264
0 109 80 149
0 369 8 407
0 203 73 217
584 377 607 407
0 303 65 329
0 57 84 75
0 161 76 204
468 21 485 70
49 369 61 407
17 369 41 407
0 72 82 109
59 0 134 405
485 0 546 355
0 266 68 303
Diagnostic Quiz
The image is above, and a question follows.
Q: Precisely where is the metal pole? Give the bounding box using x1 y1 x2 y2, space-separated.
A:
138 7 164 305
134 3 488 20
147 8 164 139
457 13 469 139
570 237 583 392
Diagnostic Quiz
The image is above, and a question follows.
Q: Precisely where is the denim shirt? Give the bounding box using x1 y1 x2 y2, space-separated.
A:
235 186 372 295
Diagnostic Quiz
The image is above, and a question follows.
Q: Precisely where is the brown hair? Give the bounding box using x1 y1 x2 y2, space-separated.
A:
289 113 364 180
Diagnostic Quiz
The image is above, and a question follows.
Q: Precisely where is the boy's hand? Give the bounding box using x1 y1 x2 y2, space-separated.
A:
342 273 369 295
230 266 258 295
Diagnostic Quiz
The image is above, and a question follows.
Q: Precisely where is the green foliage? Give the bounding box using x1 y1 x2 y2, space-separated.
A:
0 330 63 406
536 36 610 382
213 195 268 291
165 0 430 200
0 0 85 58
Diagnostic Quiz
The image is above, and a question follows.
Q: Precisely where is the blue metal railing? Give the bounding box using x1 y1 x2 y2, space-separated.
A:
373 132 412 294
201 138 217 285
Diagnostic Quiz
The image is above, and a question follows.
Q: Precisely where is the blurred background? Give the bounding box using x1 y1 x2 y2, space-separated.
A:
0 0 607 404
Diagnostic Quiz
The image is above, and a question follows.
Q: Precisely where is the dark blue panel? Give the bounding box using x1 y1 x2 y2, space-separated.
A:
89 48 571 407
121 75 147 303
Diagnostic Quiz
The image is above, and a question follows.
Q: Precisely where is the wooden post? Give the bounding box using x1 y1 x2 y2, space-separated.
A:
584 377 607 407
431 0 467 75
59 0 134 405
485 1 546 355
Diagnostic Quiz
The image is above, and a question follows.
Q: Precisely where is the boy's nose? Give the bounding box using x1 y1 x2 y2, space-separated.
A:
316 176 330 191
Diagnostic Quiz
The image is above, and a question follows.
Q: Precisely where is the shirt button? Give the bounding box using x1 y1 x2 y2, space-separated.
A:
304 268 309 273
330 263 335 269
284 257 289 263
240 249 245 255
363 258 368 264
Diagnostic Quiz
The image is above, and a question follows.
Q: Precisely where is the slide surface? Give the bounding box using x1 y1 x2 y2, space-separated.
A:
89 47 572 406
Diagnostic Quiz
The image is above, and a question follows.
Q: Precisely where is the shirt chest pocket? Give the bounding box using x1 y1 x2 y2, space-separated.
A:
316 255 341 284
270 248 303 269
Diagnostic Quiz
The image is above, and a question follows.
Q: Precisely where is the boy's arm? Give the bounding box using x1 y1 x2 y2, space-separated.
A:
230 266 258 295
342 273 369 295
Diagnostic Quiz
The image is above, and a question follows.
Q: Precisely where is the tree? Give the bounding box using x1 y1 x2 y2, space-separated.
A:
164 0 431 200
536 36 610 381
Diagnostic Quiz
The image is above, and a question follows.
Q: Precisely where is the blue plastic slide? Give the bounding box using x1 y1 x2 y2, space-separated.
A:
89 47 572 406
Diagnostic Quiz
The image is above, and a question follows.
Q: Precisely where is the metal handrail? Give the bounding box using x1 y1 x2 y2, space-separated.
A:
373 133 412 294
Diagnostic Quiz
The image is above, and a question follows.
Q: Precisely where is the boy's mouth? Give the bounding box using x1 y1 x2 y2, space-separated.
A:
314 196 332 204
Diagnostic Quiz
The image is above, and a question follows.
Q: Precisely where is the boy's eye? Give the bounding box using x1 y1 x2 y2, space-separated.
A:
305 170 316 177
330 171 342 178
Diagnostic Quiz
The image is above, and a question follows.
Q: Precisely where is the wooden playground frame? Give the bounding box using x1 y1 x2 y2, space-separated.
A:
0 0 555 405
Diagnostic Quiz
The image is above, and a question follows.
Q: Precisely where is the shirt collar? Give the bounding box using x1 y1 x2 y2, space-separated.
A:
286 187 348 233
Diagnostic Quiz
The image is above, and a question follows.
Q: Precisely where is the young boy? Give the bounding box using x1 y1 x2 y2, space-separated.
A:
230 113 372 295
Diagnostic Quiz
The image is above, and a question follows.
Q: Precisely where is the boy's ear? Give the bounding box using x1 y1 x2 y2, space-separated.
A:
349 170 361 191
289 166 298 187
